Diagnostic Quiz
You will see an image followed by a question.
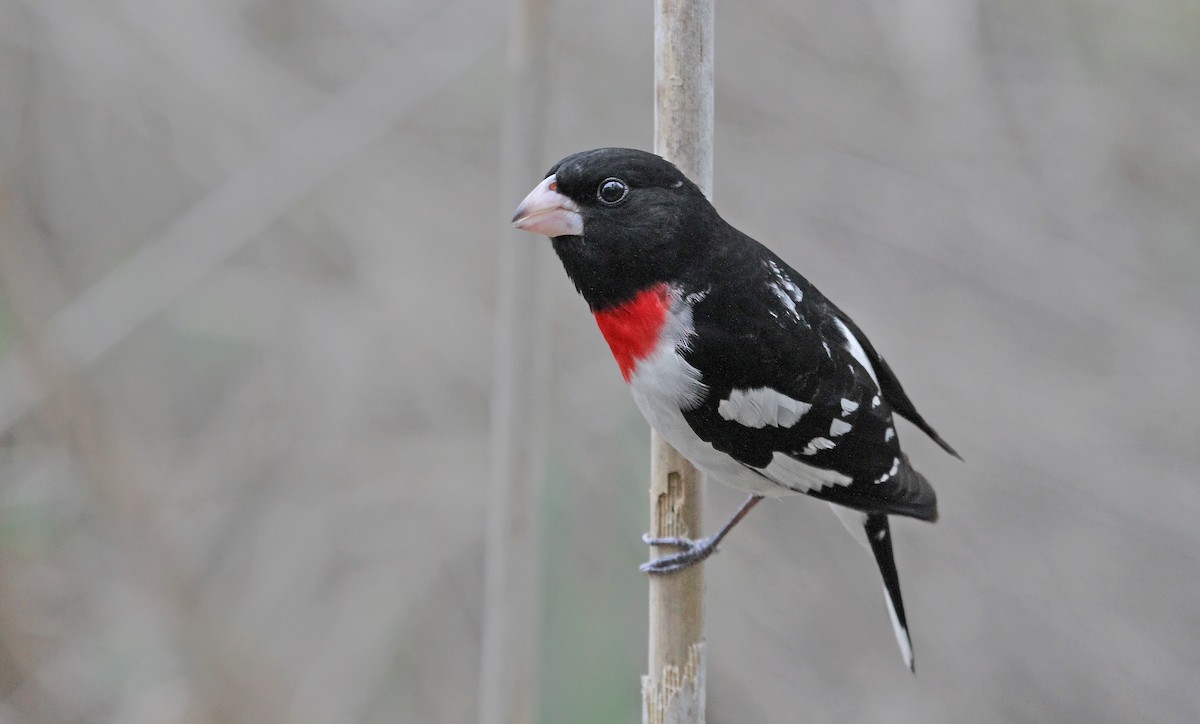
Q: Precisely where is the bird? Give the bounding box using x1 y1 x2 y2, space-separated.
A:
511 147 959 671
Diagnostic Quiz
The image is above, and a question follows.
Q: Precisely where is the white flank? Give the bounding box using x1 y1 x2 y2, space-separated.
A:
833 317 880 387
632 343 707 411
763 452 852 493
800 437 836 455
718 388 812 429
840 398 859 416
830 419 852 437
883 583 915 671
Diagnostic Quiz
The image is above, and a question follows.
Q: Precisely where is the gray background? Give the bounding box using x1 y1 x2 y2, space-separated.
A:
0 0 1197 722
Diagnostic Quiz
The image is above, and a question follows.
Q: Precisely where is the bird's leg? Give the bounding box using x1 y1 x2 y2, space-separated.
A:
640 494 764 574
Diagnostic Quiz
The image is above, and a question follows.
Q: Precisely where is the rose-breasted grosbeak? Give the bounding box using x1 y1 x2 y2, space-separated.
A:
512 147 959 671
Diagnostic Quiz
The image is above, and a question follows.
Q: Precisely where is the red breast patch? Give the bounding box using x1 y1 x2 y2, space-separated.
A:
592 284 671 382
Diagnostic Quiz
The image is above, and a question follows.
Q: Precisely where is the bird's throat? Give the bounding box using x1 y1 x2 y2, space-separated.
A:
592 283 671 382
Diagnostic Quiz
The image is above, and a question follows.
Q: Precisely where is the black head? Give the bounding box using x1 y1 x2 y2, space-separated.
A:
512 147 720 310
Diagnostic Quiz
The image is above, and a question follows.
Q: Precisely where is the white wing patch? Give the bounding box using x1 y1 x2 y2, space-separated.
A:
884 427 895 442
718 387 812 429
830 418 853 437
833 317 880 387
763 451 852 492
800 437 836 456
840 398 859 416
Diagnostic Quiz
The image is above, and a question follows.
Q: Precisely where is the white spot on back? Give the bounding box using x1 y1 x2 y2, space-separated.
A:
830 419 853 437
833 317 880 387
763 452 852 492
766 260 805 321
840 398 859 416
769 284 797 317
800 437 836 455
718 388 812 429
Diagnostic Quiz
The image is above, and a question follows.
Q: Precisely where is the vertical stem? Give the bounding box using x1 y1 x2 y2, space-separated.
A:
643 1 714 722
478 0 552 722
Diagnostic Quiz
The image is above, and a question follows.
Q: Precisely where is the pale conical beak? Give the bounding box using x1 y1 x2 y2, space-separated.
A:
511 174 583 237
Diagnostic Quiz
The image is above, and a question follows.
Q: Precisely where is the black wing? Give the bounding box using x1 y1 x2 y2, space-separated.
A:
834 313 961 459
679 251 939 520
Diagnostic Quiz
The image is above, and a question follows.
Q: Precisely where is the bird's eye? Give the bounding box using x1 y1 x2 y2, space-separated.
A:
597 178 629 206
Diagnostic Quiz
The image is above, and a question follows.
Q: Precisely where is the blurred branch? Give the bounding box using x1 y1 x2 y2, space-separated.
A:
0 0 502 435
0 192 288 724
109 0 321 133
478 0 552 722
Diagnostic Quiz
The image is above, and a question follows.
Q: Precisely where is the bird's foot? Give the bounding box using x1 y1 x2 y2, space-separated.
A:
639 533 720 574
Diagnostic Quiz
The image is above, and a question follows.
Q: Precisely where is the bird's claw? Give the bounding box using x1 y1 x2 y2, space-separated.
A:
639 534 719 574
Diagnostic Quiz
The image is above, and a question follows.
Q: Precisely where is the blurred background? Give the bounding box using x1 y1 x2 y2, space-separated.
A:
0 0 1198 722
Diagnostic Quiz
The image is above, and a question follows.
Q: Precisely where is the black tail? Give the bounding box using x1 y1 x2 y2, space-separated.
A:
864 514 915 672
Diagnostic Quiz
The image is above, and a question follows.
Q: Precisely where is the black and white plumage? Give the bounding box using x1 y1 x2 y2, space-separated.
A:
511 147 959 671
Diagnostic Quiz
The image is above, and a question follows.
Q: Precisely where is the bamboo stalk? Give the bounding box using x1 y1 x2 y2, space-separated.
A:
643 1 714 722
477 0 552 722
